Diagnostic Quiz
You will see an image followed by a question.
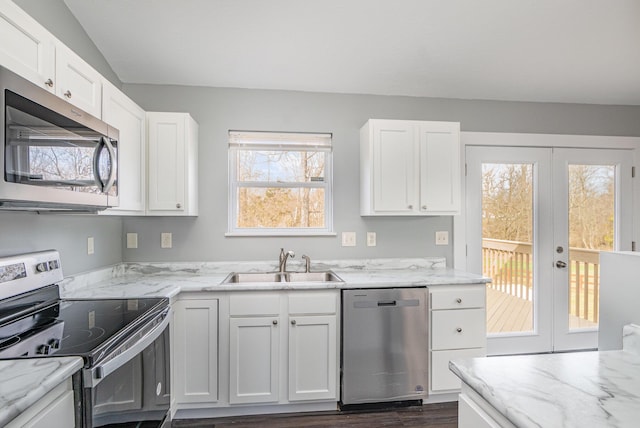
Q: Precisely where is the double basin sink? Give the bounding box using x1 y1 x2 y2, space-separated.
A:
223 271 343 284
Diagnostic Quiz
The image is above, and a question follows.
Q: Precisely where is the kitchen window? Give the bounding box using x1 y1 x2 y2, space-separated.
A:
227 131 333 236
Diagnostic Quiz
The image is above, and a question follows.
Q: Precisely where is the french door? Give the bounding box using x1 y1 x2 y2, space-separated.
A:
466 146 632 355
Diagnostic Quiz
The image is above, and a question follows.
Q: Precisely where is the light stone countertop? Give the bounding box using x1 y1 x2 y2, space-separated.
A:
0 357 83 426
60 257 490 299
450 324 640 428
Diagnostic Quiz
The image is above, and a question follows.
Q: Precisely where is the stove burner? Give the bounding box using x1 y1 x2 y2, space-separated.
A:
61 326 106 351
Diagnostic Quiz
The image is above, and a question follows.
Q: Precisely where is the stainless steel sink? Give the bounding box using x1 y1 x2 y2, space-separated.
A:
222 272 287 283
286 272 343 283
222 271 343 284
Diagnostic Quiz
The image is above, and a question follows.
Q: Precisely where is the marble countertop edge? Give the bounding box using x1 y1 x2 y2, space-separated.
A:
0 357 83 426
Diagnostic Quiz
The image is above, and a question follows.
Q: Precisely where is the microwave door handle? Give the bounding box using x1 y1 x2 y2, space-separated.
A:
92 137 107 191
102 137 117 193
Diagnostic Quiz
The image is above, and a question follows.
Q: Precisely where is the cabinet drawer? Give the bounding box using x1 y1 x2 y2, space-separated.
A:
432 308 485 350
431 286 485 310
289 291 337 314
230 293 280 316
431 348 485 392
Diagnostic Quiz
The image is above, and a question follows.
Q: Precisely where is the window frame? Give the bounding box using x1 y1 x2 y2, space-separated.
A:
227 131 335 236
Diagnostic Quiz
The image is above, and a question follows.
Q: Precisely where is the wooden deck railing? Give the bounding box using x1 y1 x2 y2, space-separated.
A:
482 239 600 323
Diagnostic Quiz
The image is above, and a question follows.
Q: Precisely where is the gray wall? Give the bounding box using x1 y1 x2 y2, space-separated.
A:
0 212 122 275
13 0 121 87
121 84 640 265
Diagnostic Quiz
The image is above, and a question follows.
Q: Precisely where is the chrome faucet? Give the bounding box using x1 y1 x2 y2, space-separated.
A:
302 255 311 273
278 248 295 272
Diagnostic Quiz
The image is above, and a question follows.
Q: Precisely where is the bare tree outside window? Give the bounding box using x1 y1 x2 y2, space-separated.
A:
229 132 333 235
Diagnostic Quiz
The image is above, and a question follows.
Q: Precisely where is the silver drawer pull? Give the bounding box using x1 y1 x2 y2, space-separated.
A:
456 298 462 303
456 327 463 333
291 320 296 325
272 319 278 325
64 90 72 98
45 78 54 87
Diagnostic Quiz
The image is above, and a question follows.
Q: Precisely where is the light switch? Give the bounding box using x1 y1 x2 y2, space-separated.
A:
342 232 356 247
367 232 377 247
87 237 94 255
435 231 449 246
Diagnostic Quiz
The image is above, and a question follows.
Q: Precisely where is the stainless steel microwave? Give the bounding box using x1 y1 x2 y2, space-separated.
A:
0 65 118 211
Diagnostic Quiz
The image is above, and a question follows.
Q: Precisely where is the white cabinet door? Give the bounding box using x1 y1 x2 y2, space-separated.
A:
361 119 461 216
147 112 198 215
229 316 280 404
431 348 485 392
0 0 55 91
371 120 416 214
55 44 102 117
173 299 218 404
101 81 146 214
418 122 460 214
288 315 337 401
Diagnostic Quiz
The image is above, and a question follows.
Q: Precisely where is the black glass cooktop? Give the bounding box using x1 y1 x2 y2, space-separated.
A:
56 297 166 354
0 291 167 363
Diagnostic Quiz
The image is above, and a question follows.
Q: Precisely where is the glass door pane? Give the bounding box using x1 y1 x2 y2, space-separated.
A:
552 148 632 351
567 165 614 331
482 163 534 334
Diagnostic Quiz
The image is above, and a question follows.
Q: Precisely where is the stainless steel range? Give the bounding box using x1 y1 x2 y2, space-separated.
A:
0 250 171 428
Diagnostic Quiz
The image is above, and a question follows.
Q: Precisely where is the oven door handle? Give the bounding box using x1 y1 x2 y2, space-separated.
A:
85 306 171 388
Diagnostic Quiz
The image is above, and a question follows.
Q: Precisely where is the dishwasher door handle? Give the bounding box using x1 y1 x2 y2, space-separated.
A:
377 300 397 306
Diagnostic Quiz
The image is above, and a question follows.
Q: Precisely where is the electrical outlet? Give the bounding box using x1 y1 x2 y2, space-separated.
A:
161 232 172 249
367 232 377 247
126 233 138 249
341 232 356 247
435 231 449 246
87 237 95 255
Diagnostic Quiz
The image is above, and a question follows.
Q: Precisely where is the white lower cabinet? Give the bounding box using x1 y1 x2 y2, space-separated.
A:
429 284 486 394
6 379 75 428
224 290 339 409
173 298 218 405
229 316 280 404
288 314 337 401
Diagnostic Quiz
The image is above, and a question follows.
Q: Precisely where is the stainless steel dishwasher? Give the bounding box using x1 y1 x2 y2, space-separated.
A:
341 288 428 406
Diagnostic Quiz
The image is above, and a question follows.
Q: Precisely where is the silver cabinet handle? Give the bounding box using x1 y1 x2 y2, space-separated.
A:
456 327 463 333
176 203 182 209
64 90 72 98
456 298 462 304
422 205 427 210
291 320 296 325
408 205 413 209
272 319 278 325
556 260 567 269
45 79 54 87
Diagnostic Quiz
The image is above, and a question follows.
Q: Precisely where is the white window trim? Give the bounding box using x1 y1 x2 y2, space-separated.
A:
227 131 334 236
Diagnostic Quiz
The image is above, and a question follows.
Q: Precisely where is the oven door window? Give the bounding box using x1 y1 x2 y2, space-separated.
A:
4 90 117 194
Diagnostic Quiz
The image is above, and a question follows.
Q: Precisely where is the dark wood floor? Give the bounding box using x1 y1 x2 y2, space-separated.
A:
172 402 458 428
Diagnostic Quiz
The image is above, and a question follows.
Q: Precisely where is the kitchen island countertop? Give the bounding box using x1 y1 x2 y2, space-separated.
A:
60 257 489 299
450 324 640 428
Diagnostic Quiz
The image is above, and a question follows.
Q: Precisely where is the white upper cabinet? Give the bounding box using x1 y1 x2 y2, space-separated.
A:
360 119 461 216
55 43 103 118
101 81 146 214
0 0 55 91
0 0 104 117
147 112 199 216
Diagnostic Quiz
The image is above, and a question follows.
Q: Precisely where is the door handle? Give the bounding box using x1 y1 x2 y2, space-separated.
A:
556 260 567 268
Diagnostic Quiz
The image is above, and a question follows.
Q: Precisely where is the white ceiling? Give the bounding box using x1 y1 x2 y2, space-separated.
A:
64 0 640 105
